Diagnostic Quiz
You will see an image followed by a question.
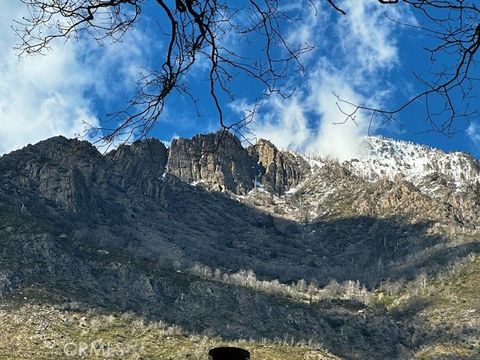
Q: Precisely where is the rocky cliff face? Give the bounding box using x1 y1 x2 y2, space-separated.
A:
164 132 312 195
0 136 103 218
249 139 311 195
2 131 478 229
167 131 257 194
2 131 479 230
107 138 168 198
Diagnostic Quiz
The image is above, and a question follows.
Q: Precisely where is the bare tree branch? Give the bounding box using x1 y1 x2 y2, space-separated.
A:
14 0 338 144
338 0 480 137
13 0 480 142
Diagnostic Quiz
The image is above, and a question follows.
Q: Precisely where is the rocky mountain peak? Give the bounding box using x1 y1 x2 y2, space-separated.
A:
249 139 311 195
252 138 278 165
106 139 168 199
2 135 101 168
166 131 256 194
345 136 480 195
3 132 479 227
107 138 168 178
108 138 168 164
0 137 104 217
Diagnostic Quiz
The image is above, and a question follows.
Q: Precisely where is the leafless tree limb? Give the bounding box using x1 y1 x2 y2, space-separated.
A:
14 0 346 143
337 0 480 137
14 0 479 141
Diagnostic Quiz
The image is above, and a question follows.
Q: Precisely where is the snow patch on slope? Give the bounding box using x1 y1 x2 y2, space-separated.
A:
344 136 480 192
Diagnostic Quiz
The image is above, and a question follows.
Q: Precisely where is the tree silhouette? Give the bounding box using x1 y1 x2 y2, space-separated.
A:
13 0 480 141
336 0 480 137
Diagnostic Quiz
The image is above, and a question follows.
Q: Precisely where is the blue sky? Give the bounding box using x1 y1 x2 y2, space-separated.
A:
1 0 480 159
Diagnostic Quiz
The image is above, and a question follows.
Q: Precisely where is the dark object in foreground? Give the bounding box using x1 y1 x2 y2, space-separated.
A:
208 347 250 360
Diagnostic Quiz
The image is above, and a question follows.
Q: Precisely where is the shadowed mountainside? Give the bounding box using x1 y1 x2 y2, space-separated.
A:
0 133 479 359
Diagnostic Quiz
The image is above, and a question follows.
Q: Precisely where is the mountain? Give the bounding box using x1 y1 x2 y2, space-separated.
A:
0 132 479 359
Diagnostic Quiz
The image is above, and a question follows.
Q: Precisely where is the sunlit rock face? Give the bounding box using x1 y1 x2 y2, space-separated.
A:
167 131 257 194
249 139 311 195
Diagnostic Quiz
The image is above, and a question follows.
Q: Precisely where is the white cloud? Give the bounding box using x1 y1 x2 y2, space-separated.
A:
467 123 480 149
0 3 150 155
337 1 401 74
283 2 327 57
249 66 371 161
305 65 369 160
251 96 311 151
249 0 415 160
160 134 180 148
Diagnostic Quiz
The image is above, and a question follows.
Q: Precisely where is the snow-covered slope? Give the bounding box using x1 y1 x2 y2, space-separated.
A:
338 136 480 194
245 136 480 224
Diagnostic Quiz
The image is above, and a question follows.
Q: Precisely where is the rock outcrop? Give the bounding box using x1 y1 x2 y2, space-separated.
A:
167 131 256 194
107 138 168 198
0 136 102 217
249 139 311 195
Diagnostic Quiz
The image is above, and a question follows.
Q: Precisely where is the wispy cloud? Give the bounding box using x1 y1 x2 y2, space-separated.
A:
467 123 480 150
0 2 151 155
251 96 312 151
248 0 415 160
